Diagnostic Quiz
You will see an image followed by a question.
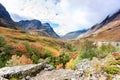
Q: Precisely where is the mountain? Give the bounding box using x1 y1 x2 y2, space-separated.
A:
78 10 120 41
0 3 20 29
17 20 60 38
62 29 88 40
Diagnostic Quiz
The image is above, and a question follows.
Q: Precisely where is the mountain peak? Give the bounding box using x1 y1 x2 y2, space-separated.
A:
17 20 59 38
0 3 20 29
0 3 13 21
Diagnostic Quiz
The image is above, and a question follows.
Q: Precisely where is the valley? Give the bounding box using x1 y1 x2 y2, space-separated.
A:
0 2 120 80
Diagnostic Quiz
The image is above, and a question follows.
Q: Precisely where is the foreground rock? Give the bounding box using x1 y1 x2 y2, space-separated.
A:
0 62 54 79
30 59 107 80
30 58 120 80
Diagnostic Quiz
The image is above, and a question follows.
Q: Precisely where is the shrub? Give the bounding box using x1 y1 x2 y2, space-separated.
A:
65 59 74 69
0 36 5 47
6 55 33 66
104 67 120 74
78 40 99 60
6 55 19 66
18 55 33 65
81 48 100 60
43 50 53 59
16 44 27 53
0 60 6 68
24 42 34 55
4 45 15 54
59 53 70 66
99 43 116 53
31 54 40 63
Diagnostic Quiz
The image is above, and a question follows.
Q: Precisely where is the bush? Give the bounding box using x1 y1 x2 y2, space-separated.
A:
0 36 5 47
99 43 116 53
60 53 70 66
6 55 33 66
78 40 99 60
104 67 120 74
43 50 53 59
31 54 40 63
24 42 34 55
0 36 14 67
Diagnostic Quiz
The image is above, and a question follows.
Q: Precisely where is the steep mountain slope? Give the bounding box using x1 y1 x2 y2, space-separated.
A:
62 29 88 39
78 10 120 41
17 20 59 38
0 3 20 29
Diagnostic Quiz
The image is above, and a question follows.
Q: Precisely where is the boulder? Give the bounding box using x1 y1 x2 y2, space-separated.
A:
0 62 53 79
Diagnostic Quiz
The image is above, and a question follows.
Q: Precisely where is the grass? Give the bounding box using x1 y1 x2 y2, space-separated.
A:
0 26 120 75
0 27 72 68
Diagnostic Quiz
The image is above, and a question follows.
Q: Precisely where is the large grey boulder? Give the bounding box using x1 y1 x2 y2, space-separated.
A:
0 62 54 79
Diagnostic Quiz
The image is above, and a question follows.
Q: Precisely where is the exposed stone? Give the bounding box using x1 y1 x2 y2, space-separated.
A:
0 62 47 79
44 64 55 71
0 76 8 80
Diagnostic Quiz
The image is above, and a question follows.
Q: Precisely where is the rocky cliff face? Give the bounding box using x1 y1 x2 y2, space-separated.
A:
78 10 120 41
18 20 60 38
0 3 20 29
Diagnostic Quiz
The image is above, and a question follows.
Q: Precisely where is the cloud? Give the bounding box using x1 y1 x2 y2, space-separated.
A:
0 0 120 35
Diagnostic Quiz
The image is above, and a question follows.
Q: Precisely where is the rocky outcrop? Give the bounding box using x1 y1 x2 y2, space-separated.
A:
31 58 120 80
30 59 107 80
0 62 54 79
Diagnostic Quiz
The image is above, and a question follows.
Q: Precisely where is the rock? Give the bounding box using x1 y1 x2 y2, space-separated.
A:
75 59 93 71
30 69 78 80
44 64 55 71
0 62 47 79
25 76 31 80
0 76 8 80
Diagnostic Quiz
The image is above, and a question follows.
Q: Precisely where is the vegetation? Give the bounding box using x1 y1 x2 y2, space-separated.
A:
0 26 120 79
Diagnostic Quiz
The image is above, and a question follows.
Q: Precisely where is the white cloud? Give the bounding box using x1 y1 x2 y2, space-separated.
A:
0 0 120 35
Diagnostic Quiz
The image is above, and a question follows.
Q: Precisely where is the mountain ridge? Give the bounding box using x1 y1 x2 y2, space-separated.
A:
62 29 88 40
78 10 120 41
0 3 20 29
17 20 60 38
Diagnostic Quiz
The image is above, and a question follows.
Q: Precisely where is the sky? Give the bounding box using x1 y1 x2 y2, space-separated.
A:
0 0 120 35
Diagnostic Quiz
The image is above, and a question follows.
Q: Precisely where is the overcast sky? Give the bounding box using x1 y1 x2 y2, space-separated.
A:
0 0 120 35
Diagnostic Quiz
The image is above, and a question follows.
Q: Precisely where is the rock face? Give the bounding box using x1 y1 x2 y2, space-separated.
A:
78 10 120 41
0 3 20 29
62 29 88 40
0 62 54 79
17 20 60 38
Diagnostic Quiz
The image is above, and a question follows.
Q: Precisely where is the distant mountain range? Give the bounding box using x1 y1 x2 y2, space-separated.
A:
62 29 88 39
0 3 59 38
78 10 120 41
1 3 120 41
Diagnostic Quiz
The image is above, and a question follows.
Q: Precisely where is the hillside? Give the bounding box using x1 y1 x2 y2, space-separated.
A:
0 26 73 69
62 29 88 40
78 10 120 41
